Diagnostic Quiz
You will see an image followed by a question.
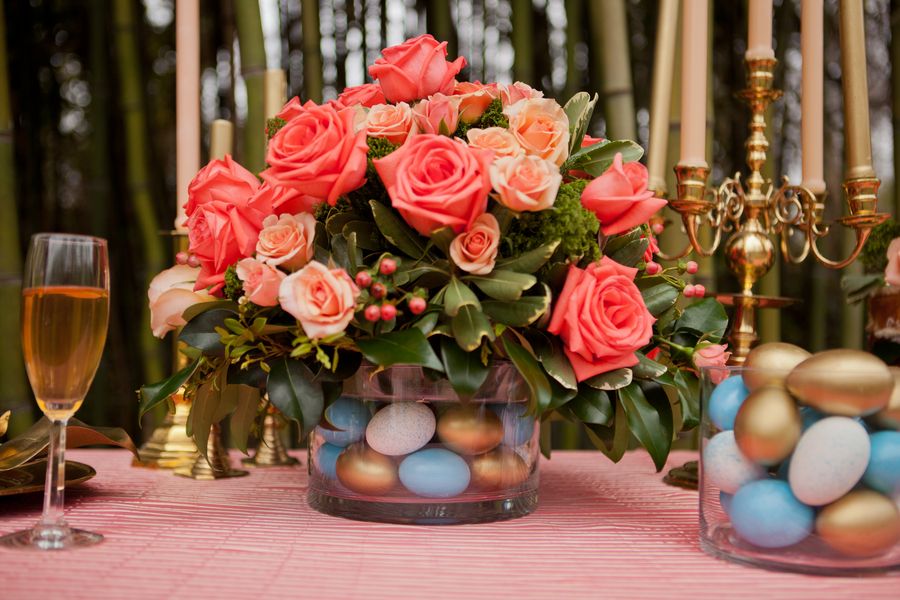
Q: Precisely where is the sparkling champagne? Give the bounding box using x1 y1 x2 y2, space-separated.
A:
22 286 109 420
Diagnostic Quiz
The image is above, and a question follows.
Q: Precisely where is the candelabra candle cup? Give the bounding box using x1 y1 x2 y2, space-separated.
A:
307 363 540 525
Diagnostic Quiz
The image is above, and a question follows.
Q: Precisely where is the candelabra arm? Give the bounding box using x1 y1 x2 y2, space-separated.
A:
807 224 875 270
682 213 723 258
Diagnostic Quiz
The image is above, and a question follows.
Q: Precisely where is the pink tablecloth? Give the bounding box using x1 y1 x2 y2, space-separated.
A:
0 450 896 599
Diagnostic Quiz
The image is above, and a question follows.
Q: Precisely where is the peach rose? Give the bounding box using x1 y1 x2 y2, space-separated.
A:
547 257 655 381
465 127 523 159
184 155 262 219
255 213 316 271
449 213 500 274
411 93 460 135
504 98 570 167
279 261 360 339
366 102 416 144
332 83 387 110
453 81 498 123
262 100 368 207
148 265 216 338
580 153 668 236
693 343 732 384
885 238 900 286
498 82 543 107
374 134 493 236
368 34 466 103
235 258 285 307
490 154 562 212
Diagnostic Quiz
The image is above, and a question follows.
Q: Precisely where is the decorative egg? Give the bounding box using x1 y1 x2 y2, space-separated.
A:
862 431 900 495
399 448 471 498
742 343 811 391
365 402 436 456
707 375 750 431
335 444 398 495
873 366 900 429
493 403 536 447
318 397 371 447
702 431 765 494
785 349 893 417
719 491 734 516
733 387 802 466
470 447 530 490
316 442 343 480
437 404 504 455
788 417 870 506
799 406 824 431
816 490 900 557
730 480 814 548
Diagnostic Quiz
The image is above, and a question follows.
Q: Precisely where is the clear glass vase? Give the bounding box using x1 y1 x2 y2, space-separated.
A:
307 363 539 524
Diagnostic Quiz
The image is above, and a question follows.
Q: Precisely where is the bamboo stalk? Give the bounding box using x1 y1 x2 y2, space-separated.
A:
589 0 636 140
892 3 900 216
564 0 584 101
427 0 457 60
235 0 266 173
511 0 534 83
301 0 324 102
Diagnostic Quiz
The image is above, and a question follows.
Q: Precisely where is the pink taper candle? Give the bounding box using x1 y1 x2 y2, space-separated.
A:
175 1 200 232
679 0 709 167
801 0 825 194
747 0 775 60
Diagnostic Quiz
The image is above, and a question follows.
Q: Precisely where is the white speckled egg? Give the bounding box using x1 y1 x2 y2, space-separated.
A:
788 417 870 506
702 431 766 494
365 402 436 456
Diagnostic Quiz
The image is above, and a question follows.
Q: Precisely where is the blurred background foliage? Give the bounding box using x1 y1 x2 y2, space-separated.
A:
0 0 896 447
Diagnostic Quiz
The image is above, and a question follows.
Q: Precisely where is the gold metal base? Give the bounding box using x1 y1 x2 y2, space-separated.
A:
133 400 198 470
714 293 798 365
175 423 248 480
242 412 298 467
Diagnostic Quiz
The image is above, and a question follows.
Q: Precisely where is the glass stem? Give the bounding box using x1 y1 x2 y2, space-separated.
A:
41 418 68 529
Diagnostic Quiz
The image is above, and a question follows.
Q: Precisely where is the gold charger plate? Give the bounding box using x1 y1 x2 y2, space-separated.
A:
0 460 96 496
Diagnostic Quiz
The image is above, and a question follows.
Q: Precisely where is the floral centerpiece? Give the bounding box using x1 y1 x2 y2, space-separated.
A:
141 35 728 515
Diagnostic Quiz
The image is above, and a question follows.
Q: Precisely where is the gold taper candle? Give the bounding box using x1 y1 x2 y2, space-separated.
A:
746 0 775 60
679 0 709 167
209 119 234 162
263 69 287 120
175 0 200 232
839 0 876 179
801 0 826 193
648 0 680 195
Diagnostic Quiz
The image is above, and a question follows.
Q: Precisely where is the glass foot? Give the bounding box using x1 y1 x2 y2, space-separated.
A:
0 524 103 550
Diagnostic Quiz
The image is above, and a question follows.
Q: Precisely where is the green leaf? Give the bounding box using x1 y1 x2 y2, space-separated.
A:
464 270 536 302
503 337 552 414
631 353 667 379
607 237 649 268
532 333 577 390
182 300 239 323
583 400 629 462
451 304 495 351
179 308 238 356
267 358 324 438
674 370 700 430
619 383 674 471
356 329 444 371
139 357 201 418
229 386 261 454
411 311 440 335
440 338 490 400
190 378 224 462
369 200 427 258
481 284 551 327
325 211 359 235
584 368 633 391
227 363 267 389
342 221 381 251
563 91 599 154
547 378 578 411
675 298 729 342
564 139 644 177
641 283 680 317
443 277 481 316
496 240 560 273
430 226 456 257
567 387 613 425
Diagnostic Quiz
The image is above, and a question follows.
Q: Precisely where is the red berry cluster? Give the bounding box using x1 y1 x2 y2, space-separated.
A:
355 256 428 323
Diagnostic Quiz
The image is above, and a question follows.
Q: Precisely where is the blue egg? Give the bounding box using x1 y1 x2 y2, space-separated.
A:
719 491 734 516
863 431 900 495
730 480 814 548
708 376 749 430
492 403 535 447
318 397 371 447
316 443 343 479
399 448 471 498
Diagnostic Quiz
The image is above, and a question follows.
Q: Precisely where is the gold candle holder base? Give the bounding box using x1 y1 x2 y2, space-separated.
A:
133 398 199 469
242 412 298 467
175 423 248 480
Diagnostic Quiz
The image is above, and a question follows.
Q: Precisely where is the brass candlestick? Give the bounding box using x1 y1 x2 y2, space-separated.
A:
242 400 299 467
663 57 887 364
175 422 249 480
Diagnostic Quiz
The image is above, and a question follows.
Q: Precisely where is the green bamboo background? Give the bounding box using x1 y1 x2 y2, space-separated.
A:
0 0 896 447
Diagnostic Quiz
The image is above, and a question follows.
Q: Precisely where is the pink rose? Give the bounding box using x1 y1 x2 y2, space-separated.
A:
580 153 668 236
582 135 605 148
411 93 460 135
366 102 416 144
453 81 498 123
261 100 368 208
368 34 466 103
256 213 316 271
236 258 285 307
885 238 900 286
449 213 500 274
332 83 387 110
547 257 656 381
498 82 543 107
250 182 318 217
184 155 262 220
693 343 732 384
374 134 493 236
504 98 570 167
148 265 216 338
466 127 523 159
279 261 360 339
489 154 562 212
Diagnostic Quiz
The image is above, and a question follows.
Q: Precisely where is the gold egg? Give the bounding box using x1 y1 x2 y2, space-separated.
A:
733 386 802 466
873 367 900 429
816 490 900 557
785 349 893 417
437 404 504 455
742 342 811 391
470 447 531 490
335 444 398 495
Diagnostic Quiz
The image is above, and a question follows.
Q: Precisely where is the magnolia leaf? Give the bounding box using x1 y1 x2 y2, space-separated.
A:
464 270 536 302
565 139 644 177
325 211 359 235
583 400 629 462
357 329 444 372
503 337 552 414
547 378 578 411
607 238 649 268
139 356 201 418
440 338 490 400
563 91 598 153
619 382 674 472
451 304 495 351
481 284 551 327
190 377 223 462
179 308 237 356
443 277 481 316
495 240 560 273
566 387 613 425
532 333 577 391
267 358 324 439
369 200 427 258
584 368 633 391
430 227 456 257
673 370 700 430
675 298 729 342
229 387 262 454
641 283 680 317
411 311 440 335
342 221 381 251
182 300 239 323
631 353 668 379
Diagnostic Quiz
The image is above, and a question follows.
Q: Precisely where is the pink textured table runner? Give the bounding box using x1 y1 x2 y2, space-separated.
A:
0 450 896 599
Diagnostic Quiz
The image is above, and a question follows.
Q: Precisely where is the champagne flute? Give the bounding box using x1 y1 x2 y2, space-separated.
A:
0 234 110 550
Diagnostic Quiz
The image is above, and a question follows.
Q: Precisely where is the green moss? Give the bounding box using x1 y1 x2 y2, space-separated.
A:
266 117 286 140
366 136 399 160
861 219 900 273
454 98 508 139
223 264 243 302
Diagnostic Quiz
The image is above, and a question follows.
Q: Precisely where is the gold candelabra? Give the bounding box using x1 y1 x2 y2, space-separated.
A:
659 57 887 364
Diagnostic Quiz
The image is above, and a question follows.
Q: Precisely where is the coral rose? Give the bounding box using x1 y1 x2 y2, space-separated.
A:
256 213 316 271
582 134 605 148
148 265 216 338
885 238 900 286
184 154 262 219
490 154 562 213
332 83 387 110
580 153 668 236
279 261 360 339
643 234 660 263
368 34 466 103
693 343 732 384
411 93 460 135
547 257 656 381
252 182 319 217
504 98 570 167
449 213 500 274
236 258 285 307
453 81 498 123
466 127 523 159
262 100 368 208
374 134 493 236
276 97 305 123
365 102 416 144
